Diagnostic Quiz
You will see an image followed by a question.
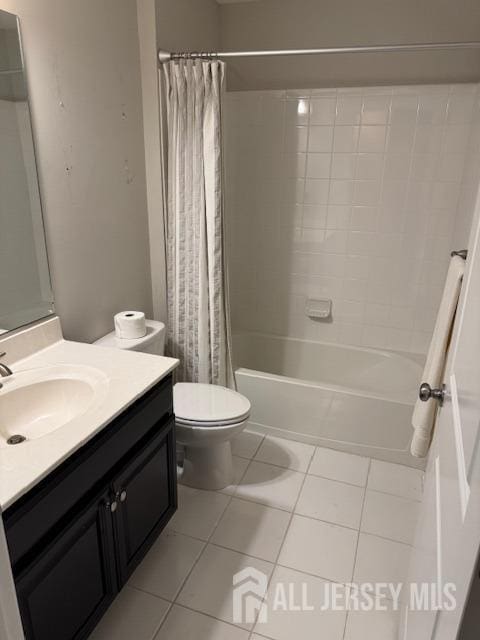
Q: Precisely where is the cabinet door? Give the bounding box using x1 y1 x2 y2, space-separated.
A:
112 418 176 584
15 492 117 640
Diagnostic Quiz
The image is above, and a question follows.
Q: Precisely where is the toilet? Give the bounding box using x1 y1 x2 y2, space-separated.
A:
95 320 251 490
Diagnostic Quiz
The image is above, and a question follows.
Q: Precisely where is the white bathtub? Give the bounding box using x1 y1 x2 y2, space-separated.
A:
234 332 425 469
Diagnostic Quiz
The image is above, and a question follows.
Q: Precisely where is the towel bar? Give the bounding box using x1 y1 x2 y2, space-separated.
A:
451 249 468 259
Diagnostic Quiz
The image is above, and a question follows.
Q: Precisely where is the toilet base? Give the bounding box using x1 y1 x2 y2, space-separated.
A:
179 441 234 490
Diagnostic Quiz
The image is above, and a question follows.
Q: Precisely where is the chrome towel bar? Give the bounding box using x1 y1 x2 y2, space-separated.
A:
451 250 468 259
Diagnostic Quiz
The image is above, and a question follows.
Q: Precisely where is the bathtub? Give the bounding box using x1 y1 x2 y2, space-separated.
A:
234 332 425 469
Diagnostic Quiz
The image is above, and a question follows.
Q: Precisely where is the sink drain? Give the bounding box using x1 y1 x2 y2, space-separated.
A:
7 434 26 445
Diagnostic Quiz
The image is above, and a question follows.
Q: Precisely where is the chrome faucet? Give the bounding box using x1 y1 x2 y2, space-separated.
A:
0 352 13 385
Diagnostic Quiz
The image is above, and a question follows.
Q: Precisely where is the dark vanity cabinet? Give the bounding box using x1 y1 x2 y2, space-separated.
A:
3 375 177 640
13 490 118 640
112 426 172 584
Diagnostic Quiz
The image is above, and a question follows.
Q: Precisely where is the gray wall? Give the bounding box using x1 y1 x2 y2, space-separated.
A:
219 0 480 91
0 0 153 343
156 0 220 52
138 0 220 325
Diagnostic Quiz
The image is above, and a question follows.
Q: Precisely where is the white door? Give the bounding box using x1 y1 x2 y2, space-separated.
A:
403 194 480 639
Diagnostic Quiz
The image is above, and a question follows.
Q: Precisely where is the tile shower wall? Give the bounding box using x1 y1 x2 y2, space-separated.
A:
453 92 480 252
225 83 480 353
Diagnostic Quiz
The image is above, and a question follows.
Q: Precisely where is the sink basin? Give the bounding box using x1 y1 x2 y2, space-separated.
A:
0 365 109 448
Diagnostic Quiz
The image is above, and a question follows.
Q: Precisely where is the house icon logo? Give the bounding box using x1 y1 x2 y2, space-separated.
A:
232 567 268 624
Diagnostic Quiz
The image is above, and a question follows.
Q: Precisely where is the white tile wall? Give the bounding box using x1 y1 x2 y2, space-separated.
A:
452 93 480 253
226 83 480 353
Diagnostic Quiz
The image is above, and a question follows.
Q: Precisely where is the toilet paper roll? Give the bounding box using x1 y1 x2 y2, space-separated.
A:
114 311 147 340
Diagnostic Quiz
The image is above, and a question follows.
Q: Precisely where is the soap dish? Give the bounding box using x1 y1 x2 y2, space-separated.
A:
306 298 332 320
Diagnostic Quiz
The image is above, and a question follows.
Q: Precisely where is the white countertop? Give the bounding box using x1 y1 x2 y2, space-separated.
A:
0 338 178 510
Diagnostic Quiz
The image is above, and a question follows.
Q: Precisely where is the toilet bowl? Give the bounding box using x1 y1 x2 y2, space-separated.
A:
174 382 250 490
94 320 251 490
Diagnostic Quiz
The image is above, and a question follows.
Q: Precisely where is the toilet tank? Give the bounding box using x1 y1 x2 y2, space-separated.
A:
94 320 166 355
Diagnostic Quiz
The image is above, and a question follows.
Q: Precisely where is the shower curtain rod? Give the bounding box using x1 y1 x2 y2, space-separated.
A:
158 41 480 63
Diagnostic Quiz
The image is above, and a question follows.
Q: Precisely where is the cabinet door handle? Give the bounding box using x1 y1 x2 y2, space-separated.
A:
109 500 118 513
120 490 127 503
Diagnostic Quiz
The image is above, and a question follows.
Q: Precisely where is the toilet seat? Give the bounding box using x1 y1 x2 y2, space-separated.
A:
174 383 251 427
176 415 248 428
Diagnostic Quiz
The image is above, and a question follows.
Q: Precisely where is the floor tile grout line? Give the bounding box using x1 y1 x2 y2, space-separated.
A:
251 433 266 458
233 453 255 461
161 524 412 585
363 484 423 502
157 600 253 636
150 600 173 640
232 444 418 636
149 437 421 638
220 489 374 537
132 560 256 636
233 430 265 461
249 444 374 636
129 583 176 603
353 458 372 566
253 435 316 474
204 540 279 567
131 551 407 609
248 627 277 640
273 562 357 587
355 529 413 548
223 491 299 513
243 450 312 637
340 457 371 640
123 583 174 637
175 462 420 524
166 455 262 545
231 483 306 513
307 469 368 489
251 460 311 636
161 448 262 629
342 458 372 640
289 509 361 534
304 444 317 475
365 485 423 504
153 452 255 635
244 432 422 487
164 524 217 545
365 458 424 503
252 456 314 474
172 484 412 563
307 452 371 488
222 453 256 496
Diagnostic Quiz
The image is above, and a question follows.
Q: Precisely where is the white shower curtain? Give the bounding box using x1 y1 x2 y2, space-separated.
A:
161 60 234 387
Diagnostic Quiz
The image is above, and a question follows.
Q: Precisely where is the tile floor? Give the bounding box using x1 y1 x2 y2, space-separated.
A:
91 430 423 640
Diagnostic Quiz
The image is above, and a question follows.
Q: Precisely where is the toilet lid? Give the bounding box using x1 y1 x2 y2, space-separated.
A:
174 383 251 425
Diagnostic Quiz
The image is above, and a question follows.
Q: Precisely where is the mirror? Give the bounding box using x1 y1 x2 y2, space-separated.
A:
0 9 54 335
